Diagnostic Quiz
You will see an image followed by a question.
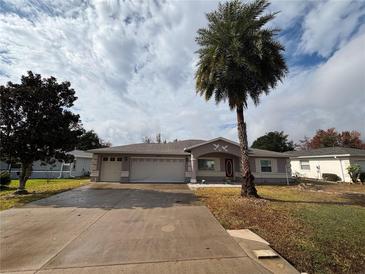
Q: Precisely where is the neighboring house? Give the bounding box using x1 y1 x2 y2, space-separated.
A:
89 137 291 184
1 150 92 179
289 147 365 182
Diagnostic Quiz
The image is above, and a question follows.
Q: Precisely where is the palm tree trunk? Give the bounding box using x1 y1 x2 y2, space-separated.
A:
15 162 32 195
236 105 258 198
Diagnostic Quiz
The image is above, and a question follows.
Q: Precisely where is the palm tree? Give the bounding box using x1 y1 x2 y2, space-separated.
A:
195 0 287 197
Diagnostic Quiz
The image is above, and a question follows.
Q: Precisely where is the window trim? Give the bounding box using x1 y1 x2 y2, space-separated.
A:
198 159 216 171
260 159 272 173
300 160 310 170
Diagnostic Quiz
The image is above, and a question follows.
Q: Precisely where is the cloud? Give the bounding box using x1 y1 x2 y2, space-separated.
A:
245 30 365 143
0 0 364 147
298 0 365 57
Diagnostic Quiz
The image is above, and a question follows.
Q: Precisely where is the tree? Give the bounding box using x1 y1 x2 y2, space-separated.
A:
252 131 294 152
156 133 162 143
0 71 83 194
308 128 339 148
298 128 365 150
339 131 364 149
195 0 287 197
142 136 152 143
77 129 111 150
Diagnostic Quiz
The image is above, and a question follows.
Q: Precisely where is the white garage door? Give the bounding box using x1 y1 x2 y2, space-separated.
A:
100 156 122 182
130 157 185 183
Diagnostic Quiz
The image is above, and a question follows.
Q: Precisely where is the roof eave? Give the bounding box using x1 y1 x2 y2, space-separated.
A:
184 137 239 151
290 154 352 159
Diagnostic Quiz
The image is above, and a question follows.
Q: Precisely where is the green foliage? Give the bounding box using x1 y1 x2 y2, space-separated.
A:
322 173 341 182
77 129 111 150
0 71 83 190
298 128 365 150
0 171 11 186
195 0 287 110
194 0 287 197
347 164 361 183
252 131 294 152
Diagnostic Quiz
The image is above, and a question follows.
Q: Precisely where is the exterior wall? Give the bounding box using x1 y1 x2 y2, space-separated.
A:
90 154 101 182
72 157 91 177
190 140 290 184
2 158 90 180
290 157 352 182
235 157 290 184
196 153 239 181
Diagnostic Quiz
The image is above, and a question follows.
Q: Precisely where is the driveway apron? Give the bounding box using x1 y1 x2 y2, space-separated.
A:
0 183 271 273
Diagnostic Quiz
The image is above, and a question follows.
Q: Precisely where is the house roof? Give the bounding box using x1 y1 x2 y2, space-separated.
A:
69 149 93 158
88 140 204 155
89 138 290 158
288 147 365 158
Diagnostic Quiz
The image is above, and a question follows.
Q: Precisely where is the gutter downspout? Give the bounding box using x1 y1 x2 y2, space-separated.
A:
336 156 345 182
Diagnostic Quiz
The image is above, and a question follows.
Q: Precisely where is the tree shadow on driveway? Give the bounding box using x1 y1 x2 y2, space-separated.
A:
25 184 202 209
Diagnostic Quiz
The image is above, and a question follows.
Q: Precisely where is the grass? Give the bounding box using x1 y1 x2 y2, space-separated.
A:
0 178 89 211
194 183 365 274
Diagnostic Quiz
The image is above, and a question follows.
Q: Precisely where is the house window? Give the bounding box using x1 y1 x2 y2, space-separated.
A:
260 160 272 172
198 159 215 170
103 157 108 161
110 157 115 161
73 160 76 170
117 157 122 162
300 160 310 170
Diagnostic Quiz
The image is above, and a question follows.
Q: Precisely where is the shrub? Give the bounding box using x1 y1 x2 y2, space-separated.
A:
322 173 341 182
0 170 11 186
346 164 361 183
359 172 365 183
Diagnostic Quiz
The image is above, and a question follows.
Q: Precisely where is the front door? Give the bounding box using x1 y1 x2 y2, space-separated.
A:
225 159 234 177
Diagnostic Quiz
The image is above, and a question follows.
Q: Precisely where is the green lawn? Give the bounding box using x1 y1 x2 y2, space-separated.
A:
0 178 89 211
194 184 365 274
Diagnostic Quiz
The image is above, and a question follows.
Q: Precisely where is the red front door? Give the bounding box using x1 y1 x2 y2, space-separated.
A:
225 159 234 177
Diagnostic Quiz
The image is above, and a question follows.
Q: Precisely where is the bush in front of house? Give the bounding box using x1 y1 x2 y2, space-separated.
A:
322 173 341 182
0 170 11 187
346 164 361 183
359 172 365 183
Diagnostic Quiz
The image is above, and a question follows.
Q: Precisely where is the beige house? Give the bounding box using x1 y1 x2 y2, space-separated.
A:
289 147 365 182
89 137 291 184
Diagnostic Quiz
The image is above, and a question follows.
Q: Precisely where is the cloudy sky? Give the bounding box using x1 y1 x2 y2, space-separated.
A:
1 0 364 146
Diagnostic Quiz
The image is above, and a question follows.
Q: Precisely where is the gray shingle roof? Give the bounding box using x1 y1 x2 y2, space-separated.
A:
249 148 290 158
288 147 365 157
88 140 205 155
69 149 92 158
89 139 290 158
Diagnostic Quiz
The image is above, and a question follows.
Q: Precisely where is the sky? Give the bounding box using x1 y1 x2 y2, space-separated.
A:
0 0 364 146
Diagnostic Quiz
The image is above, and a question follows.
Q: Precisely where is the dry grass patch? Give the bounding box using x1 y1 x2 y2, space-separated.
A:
194 184 365 274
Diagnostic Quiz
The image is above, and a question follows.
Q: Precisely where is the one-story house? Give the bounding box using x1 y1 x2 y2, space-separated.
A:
0 149 92 179
89 137 291 184
289 147 365 182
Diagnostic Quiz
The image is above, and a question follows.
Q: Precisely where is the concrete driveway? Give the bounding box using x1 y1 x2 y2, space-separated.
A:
0 183 271 274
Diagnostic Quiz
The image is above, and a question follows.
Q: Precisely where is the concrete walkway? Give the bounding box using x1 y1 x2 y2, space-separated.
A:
1 183 272 274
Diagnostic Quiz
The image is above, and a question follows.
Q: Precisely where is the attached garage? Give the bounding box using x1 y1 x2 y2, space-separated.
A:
100 156 122 182
130 157 185 183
